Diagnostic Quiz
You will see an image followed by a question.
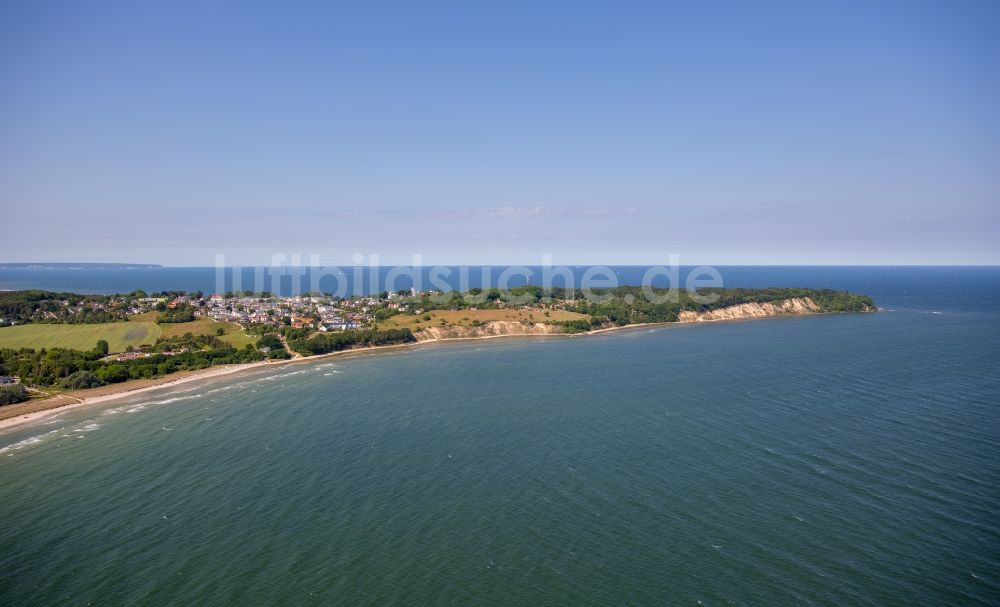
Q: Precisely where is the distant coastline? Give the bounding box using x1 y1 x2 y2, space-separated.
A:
0 263 163 270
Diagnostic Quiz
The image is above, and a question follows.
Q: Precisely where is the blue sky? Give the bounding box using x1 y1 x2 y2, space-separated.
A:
1 0 998 265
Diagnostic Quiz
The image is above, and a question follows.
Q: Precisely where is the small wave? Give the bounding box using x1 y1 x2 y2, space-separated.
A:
152 394 204 405
125 393 207 413
271 369 308 379
0 430 58 454
73 423 101 433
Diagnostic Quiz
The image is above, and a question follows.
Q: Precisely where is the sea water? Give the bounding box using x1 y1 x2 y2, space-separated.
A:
0 267 998 605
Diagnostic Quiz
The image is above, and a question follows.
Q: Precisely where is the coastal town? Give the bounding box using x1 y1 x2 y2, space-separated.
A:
0 285 597 407
186 291 398 332
0 289 440 332
0 286 590 334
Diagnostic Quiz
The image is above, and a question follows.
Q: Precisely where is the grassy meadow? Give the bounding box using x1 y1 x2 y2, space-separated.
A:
131 313 256 348
0 322 161 353
379 307 590 331
0 314 255 353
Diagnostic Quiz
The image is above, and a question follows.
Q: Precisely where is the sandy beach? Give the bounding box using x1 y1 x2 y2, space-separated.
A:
0 362 272 431
0 326 618 431
0 333 503 430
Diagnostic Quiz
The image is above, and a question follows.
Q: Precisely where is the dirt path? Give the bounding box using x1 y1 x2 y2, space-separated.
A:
278 334 302 359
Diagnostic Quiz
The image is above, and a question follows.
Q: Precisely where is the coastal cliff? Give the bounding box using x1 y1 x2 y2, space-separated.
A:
413 321 563 342
678 297 823 322
413 297 849 341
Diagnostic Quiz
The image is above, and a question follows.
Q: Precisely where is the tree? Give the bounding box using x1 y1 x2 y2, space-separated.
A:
215 327 225 336
0 384 29 406
96 364 130 384
256 334 284 350
62 370 104 389
156 304 195 323
95 340 109 355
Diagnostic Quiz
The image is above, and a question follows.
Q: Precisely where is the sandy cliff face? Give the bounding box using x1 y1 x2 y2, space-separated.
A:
413 321 563 342
678 297 822 322
414 297 830 341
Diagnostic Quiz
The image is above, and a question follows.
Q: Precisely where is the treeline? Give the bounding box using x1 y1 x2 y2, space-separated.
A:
156 303 196 323
561 287 874 327
794 289 875 312
285 327 415 356
672 287 875 314
556 319 597 334
0 340 265 390
412 286 550 311
562 287 873 327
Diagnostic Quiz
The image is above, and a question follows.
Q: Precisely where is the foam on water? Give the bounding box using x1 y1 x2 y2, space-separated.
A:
0 429 59 455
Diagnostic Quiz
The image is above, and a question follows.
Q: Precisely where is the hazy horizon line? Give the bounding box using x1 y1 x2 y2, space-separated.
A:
3 261 999 268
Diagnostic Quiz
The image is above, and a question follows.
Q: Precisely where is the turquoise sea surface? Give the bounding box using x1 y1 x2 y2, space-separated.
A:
1 267 998 605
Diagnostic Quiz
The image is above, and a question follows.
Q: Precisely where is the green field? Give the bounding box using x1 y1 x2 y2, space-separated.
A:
0 322 161 352
132 313 256 349
0 316 256 353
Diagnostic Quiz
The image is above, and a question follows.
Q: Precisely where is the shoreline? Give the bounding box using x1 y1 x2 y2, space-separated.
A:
0 362 271 431
0 309 861 431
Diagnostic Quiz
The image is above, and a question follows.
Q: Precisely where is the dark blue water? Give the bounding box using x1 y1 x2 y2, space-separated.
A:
1 267 998 605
